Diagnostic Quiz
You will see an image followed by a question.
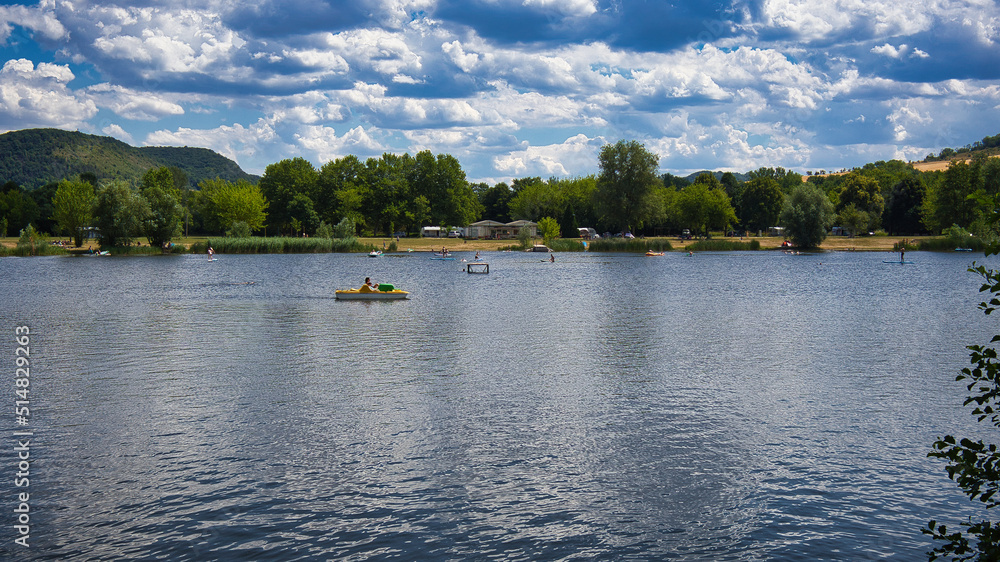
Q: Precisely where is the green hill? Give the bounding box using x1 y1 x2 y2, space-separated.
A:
0 128 258 189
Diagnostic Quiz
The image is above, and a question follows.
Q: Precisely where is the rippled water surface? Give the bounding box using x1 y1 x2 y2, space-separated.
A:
1 249 996 560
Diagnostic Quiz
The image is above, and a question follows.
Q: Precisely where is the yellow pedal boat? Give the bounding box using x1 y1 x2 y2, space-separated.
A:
335 284 409 300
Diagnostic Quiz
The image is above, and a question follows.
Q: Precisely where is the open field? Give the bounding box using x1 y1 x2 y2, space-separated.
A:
804 154 998 179
912 160 956 172
0 234 945 253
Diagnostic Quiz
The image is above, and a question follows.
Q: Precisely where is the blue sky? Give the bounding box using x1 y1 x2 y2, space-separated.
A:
0 0 997 183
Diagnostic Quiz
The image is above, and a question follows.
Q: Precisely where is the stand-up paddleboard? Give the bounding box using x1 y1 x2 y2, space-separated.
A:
883 260 913 264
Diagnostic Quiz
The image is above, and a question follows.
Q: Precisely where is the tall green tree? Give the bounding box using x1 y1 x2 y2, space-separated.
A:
259 157 319 235
884 176 926 235
366 153 412 235
287 193 320 235
0 184 39 234
476 181 514 223
509 179 562 221
407 150 481 228
837 204 868 238
52 178 96 247
677 174 736 236
837 173 885 233
677 178 737 236
780 183 835 248
747 167 802 194
318 155 369 233
924 160 982 233
558 176 599 229
167 166 192 235
28 182 58 234
140 167 183 248
433 153 481 227
704 187 738 235
720 171 740 199
596 139 660 233
740 176 784 234
537 216 560 243
94 180 147 248
677 181 711 236
856 160 915 208
203 178 268 233
560 204 579 238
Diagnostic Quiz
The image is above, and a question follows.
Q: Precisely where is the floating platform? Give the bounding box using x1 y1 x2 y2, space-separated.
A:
466 262 489 274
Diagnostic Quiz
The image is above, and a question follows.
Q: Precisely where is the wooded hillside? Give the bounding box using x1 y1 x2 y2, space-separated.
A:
0 128 258 189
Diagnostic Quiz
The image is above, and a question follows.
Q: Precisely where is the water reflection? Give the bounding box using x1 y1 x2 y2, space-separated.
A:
0 250 994 559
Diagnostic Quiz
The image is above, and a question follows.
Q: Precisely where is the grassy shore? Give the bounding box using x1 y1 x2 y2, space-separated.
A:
0 234 967 253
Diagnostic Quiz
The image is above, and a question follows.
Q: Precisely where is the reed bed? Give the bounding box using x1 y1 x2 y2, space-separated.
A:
190 237 372 254
916 235 988 252
685 239 761 251
547 239 587 252
588 238 673 252
0 244 68 257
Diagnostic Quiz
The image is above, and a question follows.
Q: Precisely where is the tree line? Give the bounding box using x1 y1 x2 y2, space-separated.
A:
2 138 999 249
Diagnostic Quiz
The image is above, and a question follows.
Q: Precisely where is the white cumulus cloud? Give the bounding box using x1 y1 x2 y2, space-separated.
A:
86 83 184 121
0 58 96 131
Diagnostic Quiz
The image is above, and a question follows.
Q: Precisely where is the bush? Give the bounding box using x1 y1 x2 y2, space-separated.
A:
226 221 252 238
11 225 66 256
517 227 533 250
315 220 334 239
333 217 355 239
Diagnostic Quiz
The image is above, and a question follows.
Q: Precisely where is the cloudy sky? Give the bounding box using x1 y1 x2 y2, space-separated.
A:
0 0 998 183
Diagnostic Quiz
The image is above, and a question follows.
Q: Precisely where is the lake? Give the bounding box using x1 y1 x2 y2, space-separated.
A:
0 248 996 560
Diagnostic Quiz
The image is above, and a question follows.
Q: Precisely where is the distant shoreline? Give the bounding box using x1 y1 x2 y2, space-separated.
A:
0 234 956 254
